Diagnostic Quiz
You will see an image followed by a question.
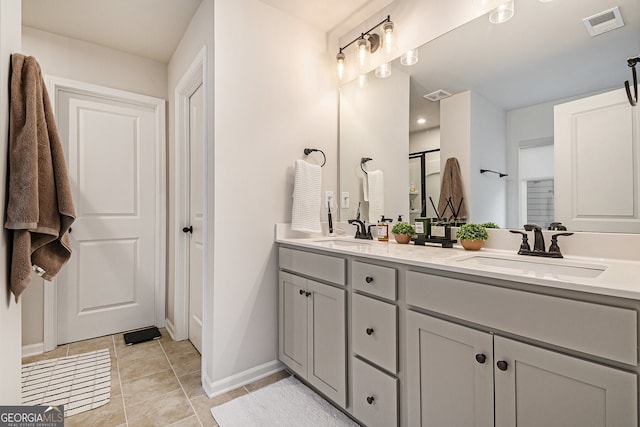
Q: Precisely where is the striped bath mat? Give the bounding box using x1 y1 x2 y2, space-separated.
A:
22 349 111 417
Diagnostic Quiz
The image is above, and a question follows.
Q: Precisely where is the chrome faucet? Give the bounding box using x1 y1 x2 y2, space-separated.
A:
510 224 573 258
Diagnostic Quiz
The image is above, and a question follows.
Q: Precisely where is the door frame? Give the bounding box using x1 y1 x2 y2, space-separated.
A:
43 76 166 350
171 47 207 341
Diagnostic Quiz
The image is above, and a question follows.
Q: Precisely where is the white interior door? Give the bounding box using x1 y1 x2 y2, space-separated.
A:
188 83 204 353
56 88 161 344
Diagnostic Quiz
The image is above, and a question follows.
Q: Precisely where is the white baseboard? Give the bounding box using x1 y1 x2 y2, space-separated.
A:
202 359 285 398
22 342 44 358
164 318 177 341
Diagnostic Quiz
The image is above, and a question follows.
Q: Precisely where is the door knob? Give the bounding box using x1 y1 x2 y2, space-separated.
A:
496 360 509 371
305 291 311 297
475 353 486 364
365 276 374 283
366 396 375 405
299 289 305 295
182 225 193 233
366 328 374 336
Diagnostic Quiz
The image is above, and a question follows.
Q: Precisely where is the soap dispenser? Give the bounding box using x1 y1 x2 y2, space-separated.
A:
377 215 392 241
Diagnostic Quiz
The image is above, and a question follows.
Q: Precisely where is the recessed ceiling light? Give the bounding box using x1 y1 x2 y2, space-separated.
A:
417 118 427 124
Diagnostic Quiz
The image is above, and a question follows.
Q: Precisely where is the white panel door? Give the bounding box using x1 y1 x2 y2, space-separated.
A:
555 88 640 232
56 92 158 344
188 83 204 354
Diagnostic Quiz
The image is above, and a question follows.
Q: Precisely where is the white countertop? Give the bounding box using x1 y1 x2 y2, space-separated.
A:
276 235 640 301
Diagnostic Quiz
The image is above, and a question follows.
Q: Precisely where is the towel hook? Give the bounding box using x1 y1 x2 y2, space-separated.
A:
625 56 639 107
361 157 372 174
303 148 326 167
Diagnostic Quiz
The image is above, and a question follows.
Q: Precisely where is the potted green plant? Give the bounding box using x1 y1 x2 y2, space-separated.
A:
391 222 415 244
481 222 500 229
456 223 489 250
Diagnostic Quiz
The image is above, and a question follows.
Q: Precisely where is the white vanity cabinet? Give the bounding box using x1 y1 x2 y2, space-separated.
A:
351 260 399 427
406 271 639 427
278 248 347 407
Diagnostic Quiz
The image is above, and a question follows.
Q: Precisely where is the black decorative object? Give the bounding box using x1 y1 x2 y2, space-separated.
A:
625 56 639 107
303 148 326 167
480 169 508 178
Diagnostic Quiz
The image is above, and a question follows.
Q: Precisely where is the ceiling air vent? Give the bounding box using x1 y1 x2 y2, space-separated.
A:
583 6 624 37
423 89 452 102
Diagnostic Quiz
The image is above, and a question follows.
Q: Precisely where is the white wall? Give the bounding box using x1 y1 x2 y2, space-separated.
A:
470 91 506 226
0 0 23 404
208 0 337 395
19 27 168 350
409 127 440 153
22 27 167 99
340 70 410 222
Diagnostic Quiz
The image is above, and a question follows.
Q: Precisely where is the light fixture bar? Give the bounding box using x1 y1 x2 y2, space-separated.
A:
338 15 393 54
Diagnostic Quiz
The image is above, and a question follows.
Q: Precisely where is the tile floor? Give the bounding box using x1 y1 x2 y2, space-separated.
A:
22 329 290 427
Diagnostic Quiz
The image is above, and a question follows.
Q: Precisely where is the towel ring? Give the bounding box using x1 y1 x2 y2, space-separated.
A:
625 56 639 107
303 148 326 167
361 157 372 174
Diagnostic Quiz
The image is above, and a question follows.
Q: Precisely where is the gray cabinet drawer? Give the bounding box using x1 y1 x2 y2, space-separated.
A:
406 271 638 365
353 260 397 300
352 293 397 373
352 357 398 427
279 247 345 285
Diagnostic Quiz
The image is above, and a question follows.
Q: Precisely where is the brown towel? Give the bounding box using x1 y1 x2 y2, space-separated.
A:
438 157 468 220
5 53 76 301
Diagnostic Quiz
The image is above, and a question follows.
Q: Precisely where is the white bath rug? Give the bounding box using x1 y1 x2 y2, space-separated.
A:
22 349 111 417
211 376 359 427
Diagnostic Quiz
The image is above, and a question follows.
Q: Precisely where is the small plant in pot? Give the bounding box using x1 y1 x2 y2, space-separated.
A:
456 223 489 250
391 222 415 244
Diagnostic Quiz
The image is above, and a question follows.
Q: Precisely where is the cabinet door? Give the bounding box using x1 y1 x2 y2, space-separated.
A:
278 272 308 376
307 279 347 407
494 336 638 427
406 311 494 427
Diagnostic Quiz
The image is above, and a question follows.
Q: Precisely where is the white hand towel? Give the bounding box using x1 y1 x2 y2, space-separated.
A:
365 170 384 223
291 159 322 233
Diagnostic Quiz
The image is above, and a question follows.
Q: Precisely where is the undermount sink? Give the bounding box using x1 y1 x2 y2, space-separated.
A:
452 253 607 278
312 237 371 247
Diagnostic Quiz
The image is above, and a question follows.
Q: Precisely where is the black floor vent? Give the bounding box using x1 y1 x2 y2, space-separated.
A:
123 326 162 345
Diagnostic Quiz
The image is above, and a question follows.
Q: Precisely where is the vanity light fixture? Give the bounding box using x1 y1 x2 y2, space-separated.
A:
401 49 419 66
336 15 394 80
356 38 369 68
336 51 346 80
489 0 514 24
416 118 427 125
382 20 395 54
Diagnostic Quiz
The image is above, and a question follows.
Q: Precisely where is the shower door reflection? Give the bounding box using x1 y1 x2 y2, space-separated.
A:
409 149 440 223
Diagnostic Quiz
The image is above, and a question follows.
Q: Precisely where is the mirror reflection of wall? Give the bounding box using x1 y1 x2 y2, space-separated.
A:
339 0 640 232
339 69 410 223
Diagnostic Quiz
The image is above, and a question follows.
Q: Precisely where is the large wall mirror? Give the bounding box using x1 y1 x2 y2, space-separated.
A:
339 0 640 232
